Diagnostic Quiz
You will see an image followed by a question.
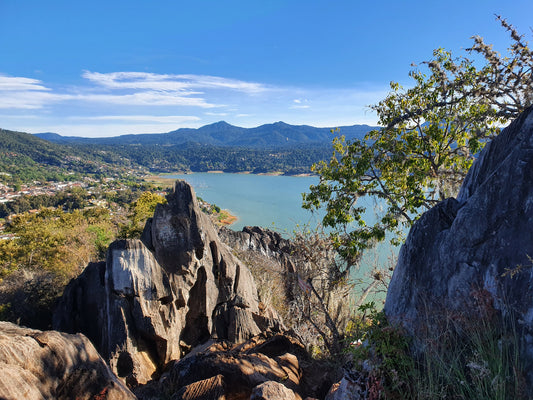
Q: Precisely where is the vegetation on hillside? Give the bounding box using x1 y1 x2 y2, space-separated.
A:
1 122 371 185
0 129 147 186
0 207 117 328
118 191 167 238
104 142 331 174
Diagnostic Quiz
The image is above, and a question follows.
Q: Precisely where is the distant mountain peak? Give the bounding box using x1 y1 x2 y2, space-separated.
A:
206 121 235 128
35 132 62 139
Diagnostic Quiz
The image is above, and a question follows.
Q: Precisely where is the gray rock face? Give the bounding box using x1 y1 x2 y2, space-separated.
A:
385 107 533 384
218 225 297 279
251 381 299 400
324 377 363 400
219 226 293 262
0 321 135 400
54 180 280 387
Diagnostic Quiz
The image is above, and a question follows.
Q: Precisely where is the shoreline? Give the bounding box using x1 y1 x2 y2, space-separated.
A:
217 211 238 226
145 171 315 184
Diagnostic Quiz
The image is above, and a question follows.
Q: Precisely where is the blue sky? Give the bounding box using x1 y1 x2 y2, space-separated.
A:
0 0 532 137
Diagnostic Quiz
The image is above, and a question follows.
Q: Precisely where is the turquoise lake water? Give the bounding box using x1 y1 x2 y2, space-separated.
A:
167 173 321 233
166 172 397 302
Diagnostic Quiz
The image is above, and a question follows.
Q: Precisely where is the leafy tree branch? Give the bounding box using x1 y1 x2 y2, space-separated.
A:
303 17 532 261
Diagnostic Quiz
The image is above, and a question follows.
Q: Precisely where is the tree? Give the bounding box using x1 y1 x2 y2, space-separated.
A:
303 17 532 261
287 227 351 356
119 191 167 238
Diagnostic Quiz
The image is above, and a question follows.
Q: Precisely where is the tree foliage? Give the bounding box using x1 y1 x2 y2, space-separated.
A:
0 207 116 328
0 207 115 281
119 191 167 238
303 17 532 260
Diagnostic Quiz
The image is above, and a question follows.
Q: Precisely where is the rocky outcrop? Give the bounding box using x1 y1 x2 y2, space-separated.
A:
385 107 533 385
0 321 135 400
219 226 293 262
325 377 364 400
171 375 225 400
135 332 318 400
54 180 282 387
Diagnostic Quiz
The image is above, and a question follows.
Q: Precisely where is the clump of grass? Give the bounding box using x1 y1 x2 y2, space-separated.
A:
345 303 416 399
413 289 526 400
345 289 527 399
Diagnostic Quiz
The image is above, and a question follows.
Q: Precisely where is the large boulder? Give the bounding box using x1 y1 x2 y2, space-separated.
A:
0 321 135 400
54 180 281 387
385 107 533 384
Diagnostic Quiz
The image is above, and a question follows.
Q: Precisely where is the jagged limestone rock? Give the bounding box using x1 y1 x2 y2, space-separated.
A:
54 180 280 386
170 375 225 400
219 226 293 261
384 106 533 388
0 321 135 400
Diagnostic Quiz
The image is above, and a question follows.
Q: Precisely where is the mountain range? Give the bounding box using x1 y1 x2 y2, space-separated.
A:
0 121 377 184
35 121 376 148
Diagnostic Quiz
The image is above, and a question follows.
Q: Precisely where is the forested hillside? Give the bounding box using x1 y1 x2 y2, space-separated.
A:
0 129 145 185
0 123 376 183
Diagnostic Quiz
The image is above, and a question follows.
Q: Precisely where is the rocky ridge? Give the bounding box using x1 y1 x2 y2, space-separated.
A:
51 180 330 399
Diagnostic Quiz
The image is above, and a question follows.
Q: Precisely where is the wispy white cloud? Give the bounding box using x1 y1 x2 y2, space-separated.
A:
70 115 201 124
82 71 270 94
0 74 73 109
290 104 311 109
290 98 310 109
0 71 271 110
76 92 218 107
205 112 229 117
0 89 73 109
178 74 270 94
0 75 50 92
74 71 272 107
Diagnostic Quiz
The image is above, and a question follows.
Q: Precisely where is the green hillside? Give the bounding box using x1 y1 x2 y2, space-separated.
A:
1 122 375 185
0 129 145 184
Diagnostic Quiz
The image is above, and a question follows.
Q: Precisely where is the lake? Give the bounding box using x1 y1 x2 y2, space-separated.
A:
166 172 397 303
166 172 321 233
